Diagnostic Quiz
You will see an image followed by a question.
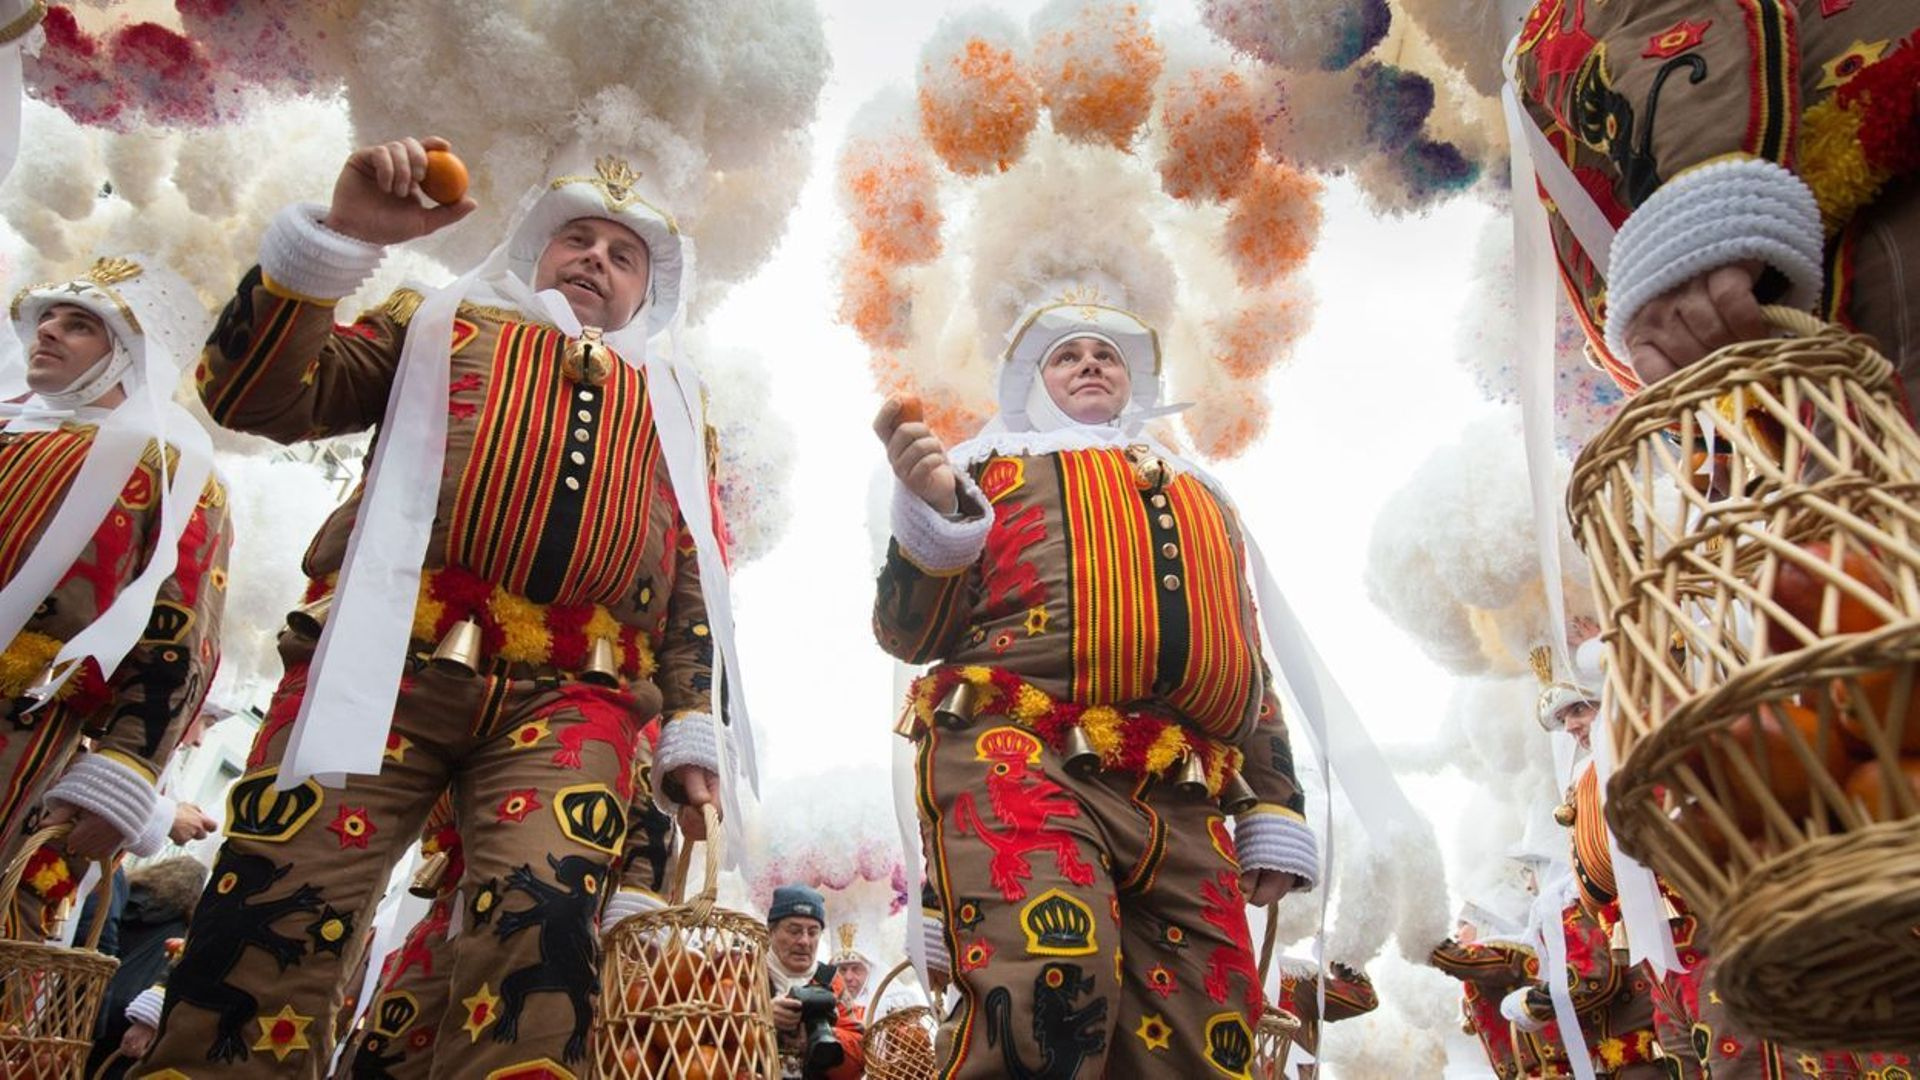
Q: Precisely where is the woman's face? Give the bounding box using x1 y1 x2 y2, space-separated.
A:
1041 335 1132 425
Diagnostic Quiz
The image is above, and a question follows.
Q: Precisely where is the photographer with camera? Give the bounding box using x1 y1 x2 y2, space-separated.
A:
766 885 864 1080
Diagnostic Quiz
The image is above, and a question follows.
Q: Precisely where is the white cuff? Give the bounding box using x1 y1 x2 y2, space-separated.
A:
259 202 387 301
1501 987 1546 1032
923 910 951 975
601 888 668 937
652 712 721 813
1235 810 1319 891
890 472 992 575
45 754 159 850
125 986 165 1029
127 794 177 859
1606 158 1824 362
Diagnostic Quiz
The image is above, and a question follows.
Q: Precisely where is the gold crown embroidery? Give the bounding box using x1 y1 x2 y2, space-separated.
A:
550 156 680 234
84 256 143 286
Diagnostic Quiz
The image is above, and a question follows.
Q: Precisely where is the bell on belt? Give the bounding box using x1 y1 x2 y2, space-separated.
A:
25 662 59 701
1609 917 1630 960
409 851 450 899
1218 771 1258 816
934 681 979 730
1176 753 1209 797
430 617 484 676
1061 726 1098 776
1553 801 1577 827
287 594 331 638
578 636 620 688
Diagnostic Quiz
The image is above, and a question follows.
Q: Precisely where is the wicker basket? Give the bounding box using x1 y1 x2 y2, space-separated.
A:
1252 904 1302 1078
861 960 937 1080
1567 307 1920 1048
596 805 778 1079
0 825 117 1080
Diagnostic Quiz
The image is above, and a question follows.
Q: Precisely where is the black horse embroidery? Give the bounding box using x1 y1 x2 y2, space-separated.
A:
161 851 322 1062
492 853 605 1063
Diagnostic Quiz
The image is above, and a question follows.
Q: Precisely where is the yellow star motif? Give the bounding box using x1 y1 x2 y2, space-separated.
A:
509 718 551 750
1820 39 1890 89
1024 606 1050 637
462 983 502 1041
251 1004 314 1062
1134 1013 1173 1052
384 735 413 763
1708 989 1723 1005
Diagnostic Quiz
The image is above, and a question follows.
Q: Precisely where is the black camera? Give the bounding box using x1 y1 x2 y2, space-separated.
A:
788 984 845 1076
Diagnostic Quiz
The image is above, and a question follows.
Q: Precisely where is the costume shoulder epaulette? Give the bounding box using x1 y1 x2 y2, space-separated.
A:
379 287 426 327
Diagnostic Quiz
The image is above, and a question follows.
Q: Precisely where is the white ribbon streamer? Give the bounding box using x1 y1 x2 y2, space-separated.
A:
1531 873 1597 1080
0 34 23 187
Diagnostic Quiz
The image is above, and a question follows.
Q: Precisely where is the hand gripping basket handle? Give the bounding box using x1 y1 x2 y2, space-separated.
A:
664 803 724 919
0 822 116 951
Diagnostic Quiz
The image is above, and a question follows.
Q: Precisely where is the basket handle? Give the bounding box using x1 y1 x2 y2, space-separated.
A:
1759 304 1834 340
664 803 724 917
866 958 927 1017
1256 902 1279 985
0 822 115 950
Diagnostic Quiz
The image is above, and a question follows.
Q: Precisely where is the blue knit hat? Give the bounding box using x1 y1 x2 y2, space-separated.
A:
768 884 827 927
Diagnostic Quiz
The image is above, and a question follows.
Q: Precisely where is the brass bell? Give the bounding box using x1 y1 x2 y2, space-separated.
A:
429 617 484 676
1553 801 1577 827
409 851 450 899
287 594 331 638
892 702 919 738
1609 917 1630 959
23 663 60 703
934 681 980 730
1176 753 1209 797
1218 771 1258 816
1061 726 1099 776
578 636 620 688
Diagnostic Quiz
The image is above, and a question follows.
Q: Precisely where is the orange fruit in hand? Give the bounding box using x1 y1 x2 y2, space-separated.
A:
1842 757 1920 821
895 394 924 425
1767 540 1891 654
421 149 469 205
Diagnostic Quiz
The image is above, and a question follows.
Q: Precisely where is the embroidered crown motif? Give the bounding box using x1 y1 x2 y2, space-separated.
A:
550 155 679 233
83 256 142 286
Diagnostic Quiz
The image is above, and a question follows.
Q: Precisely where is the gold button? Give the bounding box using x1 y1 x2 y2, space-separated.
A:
1161 543 1179 559
1162 575 1181 592
578 390 595 402
570 451 586 465
565 477 581 491
1151 494 1167 508
573 429 590 443
576 409 593 422
1157 514 1175 529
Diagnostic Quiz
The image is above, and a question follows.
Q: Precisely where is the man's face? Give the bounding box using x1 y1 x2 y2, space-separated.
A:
532 217 651 331
1561 701 1597 748
1041 335 1132 425
27 303 114 394
837 960 869 998
771 916 822 976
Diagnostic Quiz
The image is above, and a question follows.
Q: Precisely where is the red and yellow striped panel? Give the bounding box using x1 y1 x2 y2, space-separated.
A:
1059 448 1157 705
446 324 660 607
0 427 94 584
1163 473 1257 737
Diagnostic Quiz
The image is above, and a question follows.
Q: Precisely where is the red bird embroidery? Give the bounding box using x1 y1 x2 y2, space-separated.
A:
1199 870 1262 1011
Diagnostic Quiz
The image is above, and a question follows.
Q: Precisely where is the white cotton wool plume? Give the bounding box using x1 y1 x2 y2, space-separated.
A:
1319 1009 1447 1079
104 131 175 209
341 0 826 277
1256 68 1369 174
1364 411 1589 676
172 125 252 220
209 453 346 708
685 339 797 567
692 130 812 311
1372 952 1467 1039
1396 0 1514 99
1325 822 1396 969
1391 818 1455 963
1447 675 1552 790
2 100 102 224
967 132 1175 356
